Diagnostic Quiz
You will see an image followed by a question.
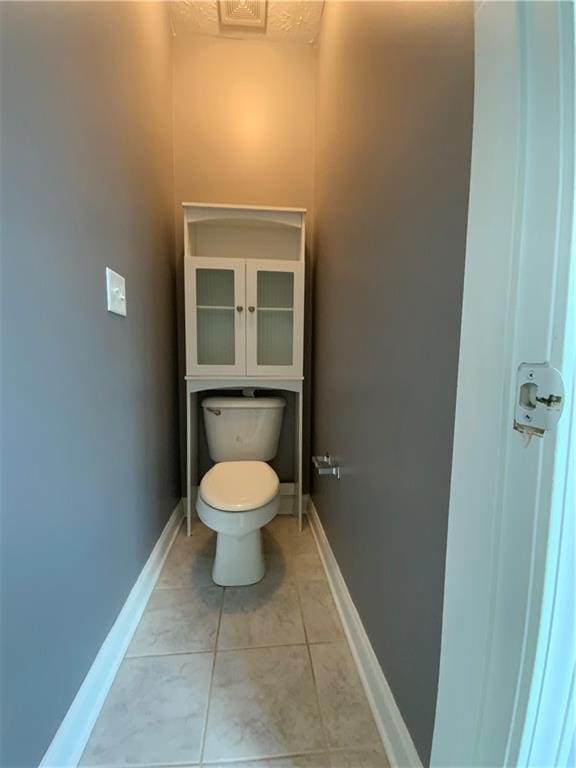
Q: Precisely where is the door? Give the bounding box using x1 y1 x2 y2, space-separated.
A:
432 2 574 765
185 257 246 376
246 261 304 377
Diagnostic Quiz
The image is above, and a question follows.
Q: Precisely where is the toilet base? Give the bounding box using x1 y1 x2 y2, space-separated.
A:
196 492 278 587
212 529 265 587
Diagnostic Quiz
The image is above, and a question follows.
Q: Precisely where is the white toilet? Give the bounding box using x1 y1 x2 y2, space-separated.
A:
196 395 286 586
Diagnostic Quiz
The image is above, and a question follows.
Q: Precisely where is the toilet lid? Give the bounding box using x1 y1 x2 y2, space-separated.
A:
200 461 279 512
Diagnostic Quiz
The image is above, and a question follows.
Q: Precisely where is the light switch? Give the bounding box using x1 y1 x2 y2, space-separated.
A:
106 268 127 317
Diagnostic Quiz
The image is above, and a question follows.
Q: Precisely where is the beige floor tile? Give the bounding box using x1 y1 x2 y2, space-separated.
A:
263 528 326 585
157 522 215 589
299 581 343 644
80 653 212 766
260 541 291 589
329 747 390 768
265 517 317 556
126 585 222 656
204 645 325 761
206 755 330 768
311 642 381 750
219 581 305 650
290 550 326 582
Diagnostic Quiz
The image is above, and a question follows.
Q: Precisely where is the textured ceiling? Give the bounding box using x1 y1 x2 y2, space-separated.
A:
171 1 325 44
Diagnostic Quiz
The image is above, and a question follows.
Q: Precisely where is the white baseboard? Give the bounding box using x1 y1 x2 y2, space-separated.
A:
40 500 184 768
308 500 423 768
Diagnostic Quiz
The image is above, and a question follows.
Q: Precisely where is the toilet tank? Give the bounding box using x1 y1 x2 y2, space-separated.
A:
202 396 286 462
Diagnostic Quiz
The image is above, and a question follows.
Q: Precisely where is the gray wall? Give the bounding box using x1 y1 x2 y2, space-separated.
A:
0 4 179 766
312 2 473 763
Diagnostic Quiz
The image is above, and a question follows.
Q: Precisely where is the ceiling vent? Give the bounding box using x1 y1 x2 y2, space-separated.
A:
218 0 268 29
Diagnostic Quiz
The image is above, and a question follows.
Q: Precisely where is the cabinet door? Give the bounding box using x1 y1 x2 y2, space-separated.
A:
246 261 304 377
185 257 246 376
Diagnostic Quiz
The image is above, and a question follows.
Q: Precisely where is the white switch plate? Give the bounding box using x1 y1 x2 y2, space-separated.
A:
106 268 127 317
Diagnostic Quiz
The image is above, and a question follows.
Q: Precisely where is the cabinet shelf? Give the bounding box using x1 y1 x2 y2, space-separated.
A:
193 217 299 231
195 305 294 312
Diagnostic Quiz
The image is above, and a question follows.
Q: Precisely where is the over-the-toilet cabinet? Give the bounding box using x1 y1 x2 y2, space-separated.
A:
183 203 306 534
184 205 305 378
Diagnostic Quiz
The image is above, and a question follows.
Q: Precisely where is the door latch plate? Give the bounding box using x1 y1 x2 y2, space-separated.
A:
514 362 564 436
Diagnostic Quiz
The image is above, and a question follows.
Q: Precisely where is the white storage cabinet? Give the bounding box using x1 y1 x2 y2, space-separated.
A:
185 207 305 378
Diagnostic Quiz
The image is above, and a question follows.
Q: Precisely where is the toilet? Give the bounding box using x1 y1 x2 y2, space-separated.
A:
196 395 286 586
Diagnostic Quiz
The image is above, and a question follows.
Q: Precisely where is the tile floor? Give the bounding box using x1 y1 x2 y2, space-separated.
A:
80 516 389 768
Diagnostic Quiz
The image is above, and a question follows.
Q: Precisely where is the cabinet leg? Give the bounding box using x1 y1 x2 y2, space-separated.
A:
297 390 303 532
186 387 192 536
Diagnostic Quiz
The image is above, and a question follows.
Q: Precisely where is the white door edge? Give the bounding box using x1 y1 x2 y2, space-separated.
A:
432 2 575 765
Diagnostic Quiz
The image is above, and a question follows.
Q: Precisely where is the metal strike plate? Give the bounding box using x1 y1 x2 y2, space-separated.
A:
514 362 564 436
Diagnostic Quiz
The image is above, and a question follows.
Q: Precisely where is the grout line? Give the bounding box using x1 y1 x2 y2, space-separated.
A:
201 747 329 765
126 639 341 661
295 572 331 756
155 582 217 591
146 584 222 594
127 635 339 663
87 750 368 768
198 585 225 766
327 745 386 753
215 639 315 654
124 648 219 660
88 762 200 768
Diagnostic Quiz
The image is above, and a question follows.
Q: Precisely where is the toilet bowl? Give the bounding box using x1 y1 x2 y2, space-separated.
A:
196 460 280 586
198 395 286 585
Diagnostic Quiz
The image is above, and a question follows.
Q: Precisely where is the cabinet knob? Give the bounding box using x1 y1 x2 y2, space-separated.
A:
248 306 255 313
236 305 243 312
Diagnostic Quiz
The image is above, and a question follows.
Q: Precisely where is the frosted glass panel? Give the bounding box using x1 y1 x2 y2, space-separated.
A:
196 268 234 307
197 308 235 365
257 271 294 308
257 309 293 366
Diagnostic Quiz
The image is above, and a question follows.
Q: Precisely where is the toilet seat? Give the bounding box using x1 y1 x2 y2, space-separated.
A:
200 461 279 512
